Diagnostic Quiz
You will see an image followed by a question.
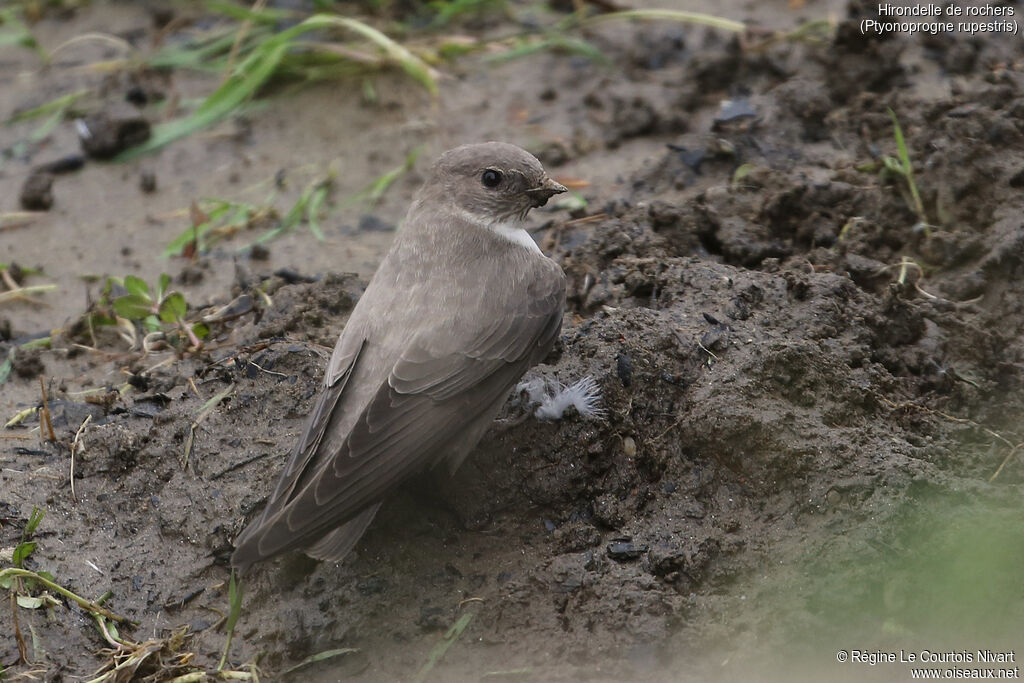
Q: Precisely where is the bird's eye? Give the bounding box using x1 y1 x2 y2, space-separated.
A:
481 169 502 188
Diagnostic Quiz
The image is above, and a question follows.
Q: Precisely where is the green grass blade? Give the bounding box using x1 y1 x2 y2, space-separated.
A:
119 15 436 161
306 184 329 240
25 507 44 535
204 0 297 23
0 9 48 61
584 9 746 33
6 89 87 125
162 199 237 256
486 34 606 64
118 41 290 160
280 648 360 675
218 570 243 671
412 612 473 683
345 145 422 207
147 28 243 71
889 108 910 170
888 108 926 227
0 349 12 386
300 15 439 95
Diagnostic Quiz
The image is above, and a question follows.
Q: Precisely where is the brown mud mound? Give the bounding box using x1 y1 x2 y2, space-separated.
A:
3 0 1024 680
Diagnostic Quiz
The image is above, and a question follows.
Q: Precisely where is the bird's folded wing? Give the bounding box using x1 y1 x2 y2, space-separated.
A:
233 272 564 565
257 339 365 521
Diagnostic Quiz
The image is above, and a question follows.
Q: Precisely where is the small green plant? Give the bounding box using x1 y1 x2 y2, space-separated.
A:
217 570 243 671
70 274 209 351
343 146 422 207
165 147 421 255
2 507 61 624
881 108 930 237
13 506 45 570
0 263 57 305
249 170 336 246
163 197 278 256
110 274 207 349
0 8 47 61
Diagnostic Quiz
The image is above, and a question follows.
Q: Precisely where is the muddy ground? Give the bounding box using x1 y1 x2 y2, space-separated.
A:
2 0 1024 681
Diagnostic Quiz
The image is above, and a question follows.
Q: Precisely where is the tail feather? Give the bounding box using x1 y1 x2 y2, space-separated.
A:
305 502 382 563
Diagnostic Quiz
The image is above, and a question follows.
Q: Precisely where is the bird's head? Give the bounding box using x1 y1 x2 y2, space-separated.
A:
424 142 567 223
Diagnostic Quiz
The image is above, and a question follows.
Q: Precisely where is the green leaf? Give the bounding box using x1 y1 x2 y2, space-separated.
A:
204 0 295 23
0 348 13 386
882 156 903 175
304 15 438 95
553 190 587 212
25 506 45 535
486 34 607 65
584 8 746 33
306 184 329 241
19 336 51 350
157 273 171 300
13 541 37 567
280 648 360 675
191 322 210 340
413 612 474 683
162 198 244 257
6 90 87 125
218 570 244 671
226 571 243 633
144 315 162 333
123 275 151 297
17 596 44 609
113 293 154 320
732 163 757 186
889 108 911 171
86 312 117 329
158 292 187 323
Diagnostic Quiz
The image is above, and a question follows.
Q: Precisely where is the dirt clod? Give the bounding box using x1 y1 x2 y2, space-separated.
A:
77 106 152 159
19 172 54 210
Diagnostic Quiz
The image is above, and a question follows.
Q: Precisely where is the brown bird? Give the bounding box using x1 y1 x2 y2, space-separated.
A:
232 142 567 571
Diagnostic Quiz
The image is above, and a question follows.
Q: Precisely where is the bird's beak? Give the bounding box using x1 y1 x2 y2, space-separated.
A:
525 177 568 207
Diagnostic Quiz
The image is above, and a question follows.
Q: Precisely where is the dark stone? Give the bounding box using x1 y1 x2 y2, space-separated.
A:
416 606 450 631
606 539 648 561
34 154 86 175
358 215 396 232
140 170 157 193
20 172 54 210
616 353 633 387
77 107 151 159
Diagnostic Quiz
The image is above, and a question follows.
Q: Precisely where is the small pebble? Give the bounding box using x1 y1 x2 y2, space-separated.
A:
249 244 270 261
607 540 648 561
20 172 54 210
140 170 157 193
616 352 633 387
